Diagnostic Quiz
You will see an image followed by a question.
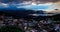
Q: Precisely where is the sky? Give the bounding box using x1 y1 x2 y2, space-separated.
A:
0 0 60 11
0 0 59 3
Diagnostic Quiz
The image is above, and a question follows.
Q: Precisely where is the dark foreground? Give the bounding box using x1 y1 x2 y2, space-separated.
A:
0 10 60 32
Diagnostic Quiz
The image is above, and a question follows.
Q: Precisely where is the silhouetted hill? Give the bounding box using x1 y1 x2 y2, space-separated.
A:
0 9 60 19
0 9 36 18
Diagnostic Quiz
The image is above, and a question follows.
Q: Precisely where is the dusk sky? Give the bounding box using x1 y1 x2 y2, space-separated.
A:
0 0 60 11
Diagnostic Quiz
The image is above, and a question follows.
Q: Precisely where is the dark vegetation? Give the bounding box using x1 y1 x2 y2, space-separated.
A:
0 25 22 32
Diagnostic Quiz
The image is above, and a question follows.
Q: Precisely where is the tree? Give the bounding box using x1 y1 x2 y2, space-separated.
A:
0 25 22 32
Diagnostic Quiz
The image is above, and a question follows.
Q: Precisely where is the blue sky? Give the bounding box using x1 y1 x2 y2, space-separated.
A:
0 3 49 10
16 3 53 11
0 2 59 11
23 5 49 10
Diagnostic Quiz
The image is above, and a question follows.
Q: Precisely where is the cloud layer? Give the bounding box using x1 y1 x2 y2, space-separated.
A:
0 0 60 3
37 0 60 3
0 0 60 11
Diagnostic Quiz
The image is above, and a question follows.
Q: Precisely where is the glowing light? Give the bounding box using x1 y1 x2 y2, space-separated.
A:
31 0 37 5
31 2 36 5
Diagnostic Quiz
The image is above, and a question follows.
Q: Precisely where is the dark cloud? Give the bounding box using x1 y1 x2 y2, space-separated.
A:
37 0 60 3
0 0 23 3
0 0 60 3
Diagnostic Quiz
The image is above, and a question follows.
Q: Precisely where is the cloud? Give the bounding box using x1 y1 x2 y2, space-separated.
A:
37 0 60 3
0 0 60 3
0 3 9 8
0 0 59 11
0 0 23 3
17 3 53 10
16 1 60 11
